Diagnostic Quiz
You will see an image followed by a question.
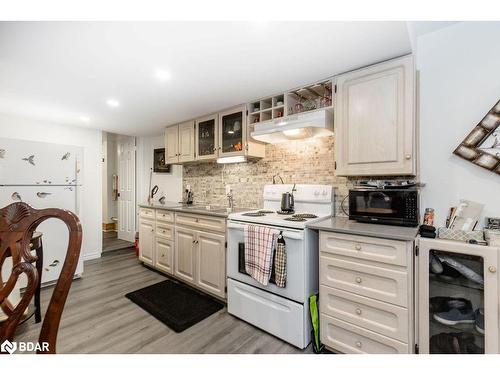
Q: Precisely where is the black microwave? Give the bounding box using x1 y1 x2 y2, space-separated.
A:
348 188 419 227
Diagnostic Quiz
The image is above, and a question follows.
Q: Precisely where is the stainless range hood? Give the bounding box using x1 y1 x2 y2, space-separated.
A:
250 109 333 144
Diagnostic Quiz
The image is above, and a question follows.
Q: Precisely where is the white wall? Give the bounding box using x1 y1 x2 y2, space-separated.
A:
417 22 500 227
136 134 183 207
0 113 103 259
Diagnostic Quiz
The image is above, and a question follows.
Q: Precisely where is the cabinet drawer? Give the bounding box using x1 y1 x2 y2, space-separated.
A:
320 232 408 267
321 314 409 354
139 207 155 219
176 213 226 233
320 254 408 307
156 209 174 223
320 285 409 342
156 223 174 240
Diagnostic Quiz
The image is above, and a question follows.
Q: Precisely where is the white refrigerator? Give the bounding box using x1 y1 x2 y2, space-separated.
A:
0 137 84 285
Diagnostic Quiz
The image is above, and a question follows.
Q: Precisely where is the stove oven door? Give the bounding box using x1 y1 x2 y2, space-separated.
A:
226 220 306 303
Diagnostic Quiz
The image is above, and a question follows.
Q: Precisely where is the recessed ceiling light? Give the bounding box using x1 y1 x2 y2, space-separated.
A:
79 116 90 123
155 69 171 81
106 98 120 108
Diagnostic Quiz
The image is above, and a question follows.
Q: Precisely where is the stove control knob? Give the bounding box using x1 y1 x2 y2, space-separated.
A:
314 190 320 196
322 190 328 196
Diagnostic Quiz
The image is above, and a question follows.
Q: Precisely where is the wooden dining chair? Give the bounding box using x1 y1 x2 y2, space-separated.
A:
0 202 82 354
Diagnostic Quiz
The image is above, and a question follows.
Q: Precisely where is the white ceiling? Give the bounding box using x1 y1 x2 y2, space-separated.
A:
0 21 415 136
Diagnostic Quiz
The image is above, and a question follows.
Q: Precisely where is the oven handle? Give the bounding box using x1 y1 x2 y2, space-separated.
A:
227 222 304 240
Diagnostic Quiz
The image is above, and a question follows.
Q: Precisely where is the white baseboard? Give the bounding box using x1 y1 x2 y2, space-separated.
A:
83 251 102 261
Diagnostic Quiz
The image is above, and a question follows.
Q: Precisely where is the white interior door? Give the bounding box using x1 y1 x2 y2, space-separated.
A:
117 136 136 242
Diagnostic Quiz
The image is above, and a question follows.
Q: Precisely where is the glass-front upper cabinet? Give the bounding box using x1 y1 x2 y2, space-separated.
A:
195 114 218 161
219 106 246 157
418 238 499 354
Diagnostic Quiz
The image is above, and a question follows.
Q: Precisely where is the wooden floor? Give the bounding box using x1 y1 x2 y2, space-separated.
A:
102 231 134 253
15 248 309 354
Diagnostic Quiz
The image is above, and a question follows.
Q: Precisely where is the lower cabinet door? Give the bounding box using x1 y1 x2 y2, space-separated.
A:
197 231 226 297
321 314 409 354
138 219 154 266
155 237 173 275
174 227 196 283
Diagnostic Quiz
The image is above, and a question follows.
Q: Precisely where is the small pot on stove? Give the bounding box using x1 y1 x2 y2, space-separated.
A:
280 184 296 213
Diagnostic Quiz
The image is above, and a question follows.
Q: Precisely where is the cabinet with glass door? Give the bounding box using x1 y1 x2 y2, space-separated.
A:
218 105 266 160
418 238 499 354
195 114 218 161
218 106 246 157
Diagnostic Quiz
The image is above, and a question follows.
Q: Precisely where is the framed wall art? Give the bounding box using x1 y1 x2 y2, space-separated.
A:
453 99 500 175
153 148 171 173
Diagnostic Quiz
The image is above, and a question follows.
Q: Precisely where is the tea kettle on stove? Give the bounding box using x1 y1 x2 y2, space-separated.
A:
281 184 296 212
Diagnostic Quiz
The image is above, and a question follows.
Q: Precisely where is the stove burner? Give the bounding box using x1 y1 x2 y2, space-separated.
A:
292 213 318 219
276 210 294 215
284 217 307 222
257 210 274 214
242 212 265 217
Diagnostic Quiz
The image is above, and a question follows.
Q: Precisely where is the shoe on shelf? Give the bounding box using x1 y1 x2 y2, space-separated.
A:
430 296 473 314
434 307 475 326
430 332 483 354
435 254 484 285
475 308 484 334
437 262 462 281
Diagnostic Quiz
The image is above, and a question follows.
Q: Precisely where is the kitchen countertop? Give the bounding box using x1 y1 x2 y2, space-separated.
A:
307 216 419 241
138 202 254 218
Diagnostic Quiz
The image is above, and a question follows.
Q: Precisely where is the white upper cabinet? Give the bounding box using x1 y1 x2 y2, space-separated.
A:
165 121 195 164
178 121 195 163
218 105 248 158
195 114 219 161
334 55 416 176
165 125 179 164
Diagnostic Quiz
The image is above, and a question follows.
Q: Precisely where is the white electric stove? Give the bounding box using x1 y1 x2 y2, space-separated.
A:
226 184 334 349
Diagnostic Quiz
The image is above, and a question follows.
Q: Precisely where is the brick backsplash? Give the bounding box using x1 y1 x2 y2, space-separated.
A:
183 136 352 215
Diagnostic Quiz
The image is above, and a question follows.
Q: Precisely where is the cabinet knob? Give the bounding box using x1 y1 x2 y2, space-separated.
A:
355 341 362 348
355 308 362 315
405 154 412 160
29 243 33 248
161 254 164 257
355 244 361 251
355 277 362 284
489 266 497 273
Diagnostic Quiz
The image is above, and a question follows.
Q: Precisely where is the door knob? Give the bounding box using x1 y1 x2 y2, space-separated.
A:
405 154 412 160
489 266 497 273
355 277 362 284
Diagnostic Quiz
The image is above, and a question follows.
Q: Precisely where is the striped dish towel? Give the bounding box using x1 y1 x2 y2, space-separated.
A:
244 225 277 285
274 235 287 288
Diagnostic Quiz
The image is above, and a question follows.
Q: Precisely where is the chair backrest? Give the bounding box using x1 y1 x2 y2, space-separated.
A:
0 202 82 354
